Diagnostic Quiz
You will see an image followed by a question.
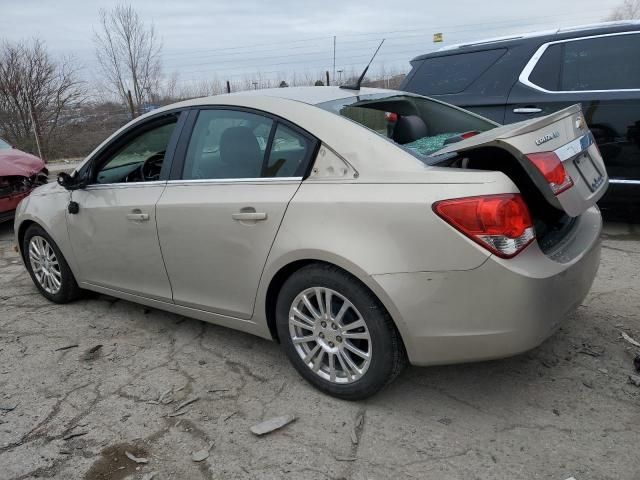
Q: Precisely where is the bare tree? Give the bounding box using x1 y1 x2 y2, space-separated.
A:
606 0 640 20
158 70 180 102
94 4 161 118
0 39 85 160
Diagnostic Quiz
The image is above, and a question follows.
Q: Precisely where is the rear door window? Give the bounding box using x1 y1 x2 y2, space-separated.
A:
529 44 562 91
265 124 312 177
182 109 314 180
410 49 507 95
182 109 273 180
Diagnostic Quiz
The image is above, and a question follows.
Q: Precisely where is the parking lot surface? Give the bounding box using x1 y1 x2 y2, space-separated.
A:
1 219 639 480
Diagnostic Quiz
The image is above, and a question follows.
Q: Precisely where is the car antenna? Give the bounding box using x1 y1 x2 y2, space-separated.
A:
340 39 385 91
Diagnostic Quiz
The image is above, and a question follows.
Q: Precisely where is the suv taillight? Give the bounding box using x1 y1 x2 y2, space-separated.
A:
526 152 573 195
433 194 535 258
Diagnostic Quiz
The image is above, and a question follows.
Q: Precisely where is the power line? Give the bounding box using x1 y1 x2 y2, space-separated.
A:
156 11 609 79
158 7 610 61
164 12 609 80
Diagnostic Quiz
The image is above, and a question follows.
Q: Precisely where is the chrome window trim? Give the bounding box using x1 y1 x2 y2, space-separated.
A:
519 30 640 94
608 179 640 185
166 176 303 186
85 180 167 190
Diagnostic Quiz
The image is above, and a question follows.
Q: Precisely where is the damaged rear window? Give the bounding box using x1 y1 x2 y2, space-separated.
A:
316 93 497 162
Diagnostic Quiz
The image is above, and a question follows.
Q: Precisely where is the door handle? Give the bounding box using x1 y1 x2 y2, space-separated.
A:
513 107 542 114
232 212 267 221
126 212 150 222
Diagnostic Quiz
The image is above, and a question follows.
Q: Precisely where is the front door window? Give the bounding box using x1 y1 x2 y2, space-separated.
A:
95 118 178 184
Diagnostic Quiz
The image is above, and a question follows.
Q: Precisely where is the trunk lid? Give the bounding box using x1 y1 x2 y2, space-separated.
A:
432 104 608 217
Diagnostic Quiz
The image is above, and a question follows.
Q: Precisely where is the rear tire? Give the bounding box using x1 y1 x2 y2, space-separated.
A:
276 263 406 400
23 224 82 304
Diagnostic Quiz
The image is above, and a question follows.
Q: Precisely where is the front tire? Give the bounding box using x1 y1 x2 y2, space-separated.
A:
23 224 81 303
276 263 406 400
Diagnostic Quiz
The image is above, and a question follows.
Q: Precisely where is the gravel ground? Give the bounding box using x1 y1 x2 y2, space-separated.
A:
0 219 639 480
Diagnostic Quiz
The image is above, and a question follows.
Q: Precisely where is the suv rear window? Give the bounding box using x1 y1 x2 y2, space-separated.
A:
409 49 506 95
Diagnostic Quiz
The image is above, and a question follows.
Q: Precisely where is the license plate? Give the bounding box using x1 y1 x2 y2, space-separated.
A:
574 154 604 192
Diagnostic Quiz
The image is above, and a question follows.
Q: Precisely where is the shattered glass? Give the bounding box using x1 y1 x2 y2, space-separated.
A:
403 133 461 156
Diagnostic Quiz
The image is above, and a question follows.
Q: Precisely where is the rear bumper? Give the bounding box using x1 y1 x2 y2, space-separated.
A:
372 206 602 366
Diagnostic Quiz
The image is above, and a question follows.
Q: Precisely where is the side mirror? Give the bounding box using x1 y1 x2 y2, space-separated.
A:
57 171 87 190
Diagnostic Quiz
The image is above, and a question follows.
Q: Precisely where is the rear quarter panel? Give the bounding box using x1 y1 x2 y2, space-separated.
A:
255 175 519 339
268 181 500 276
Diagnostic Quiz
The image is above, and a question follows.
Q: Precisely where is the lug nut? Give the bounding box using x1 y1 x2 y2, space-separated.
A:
321 321 327 328
336 336 342 343
331 323 338 330
319 333 325 339
329 342 335 348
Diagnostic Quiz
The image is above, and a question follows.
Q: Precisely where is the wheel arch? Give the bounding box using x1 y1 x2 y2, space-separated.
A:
17 219 37 260
15 212 81 281
260 253 410 353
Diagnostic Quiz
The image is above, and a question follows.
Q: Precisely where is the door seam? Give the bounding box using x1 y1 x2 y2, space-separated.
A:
154 182 176 303
248 181 305 318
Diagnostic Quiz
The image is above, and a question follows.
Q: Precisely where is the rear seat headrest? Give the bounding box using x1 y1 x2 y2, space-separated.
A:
392 115 428 144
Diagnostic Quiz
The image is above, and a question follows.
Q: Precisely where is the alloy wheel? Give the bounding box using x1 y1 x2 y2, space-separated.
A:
288 287 372 384
28 236 62 295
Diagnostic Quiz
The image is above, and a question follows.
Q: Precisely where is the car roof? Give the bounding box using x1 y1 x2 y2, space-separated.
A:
169 86 396 108
410 20 640 61
78 86 427 180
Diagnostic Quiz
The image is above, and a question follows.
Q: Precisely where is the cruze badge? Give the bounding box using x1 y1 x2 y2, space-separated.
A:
535 131 560 146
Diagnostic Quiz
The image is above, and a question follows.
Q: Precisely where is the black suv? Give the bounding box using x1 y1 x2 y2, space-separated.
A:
400 22 640 209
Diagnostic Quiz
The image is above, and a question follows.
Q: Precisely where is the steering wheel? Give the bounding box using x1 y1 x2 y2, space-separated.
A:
138 151 165 181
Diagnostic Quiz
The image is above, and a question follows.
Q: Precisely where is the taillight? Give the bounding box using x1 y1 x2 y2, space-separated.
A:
433 194 535 258
526 152 573 195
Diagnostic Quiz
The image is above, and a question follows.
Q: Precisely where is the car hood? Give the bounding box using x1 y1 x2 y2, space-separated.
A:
0 150 45 177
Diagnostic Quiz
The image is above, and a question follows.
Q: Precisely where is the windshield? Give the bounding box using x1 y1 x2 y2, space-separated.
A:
317 93 497 162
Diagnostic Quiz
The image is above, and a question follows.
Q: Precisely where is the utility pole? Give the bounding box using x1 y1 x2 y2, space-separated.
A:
332 36 336 86
226 81 231 93
27 100 44 161
325 71 330 87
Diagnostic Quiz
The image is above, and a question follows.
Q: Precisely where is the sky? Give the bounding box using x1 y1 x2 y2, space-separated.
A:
0 0 624 89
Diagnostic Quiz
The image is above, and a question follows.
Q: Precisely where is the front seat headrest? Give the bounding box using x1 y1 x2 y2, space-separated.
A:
392 115 428 144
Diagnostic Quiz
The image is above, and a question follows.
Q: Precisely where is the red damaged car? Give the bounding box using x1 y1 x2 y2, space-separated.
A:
0 138 48 223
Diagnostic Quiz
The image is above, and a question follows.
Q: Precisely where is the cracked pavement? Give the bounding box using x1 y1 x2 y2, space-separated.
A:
0 219 639 480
